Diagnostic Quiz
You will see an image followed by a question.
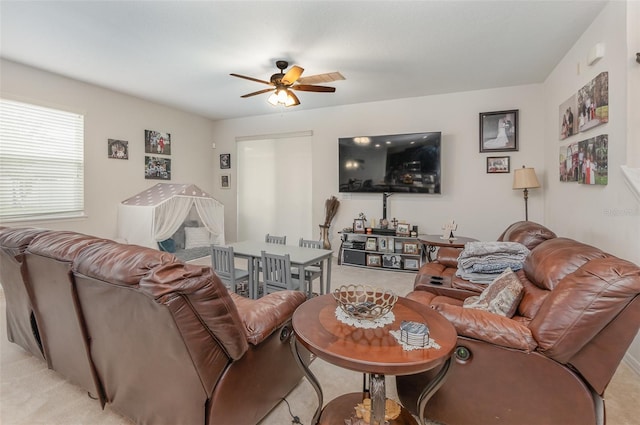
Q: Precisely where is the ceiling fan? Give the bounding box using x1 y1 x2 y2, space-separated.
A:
230 60 343 107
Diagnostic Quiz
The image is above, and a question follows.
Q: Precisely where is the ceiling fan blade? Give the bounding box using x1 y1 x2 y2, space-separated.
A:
282 65 304 85
230 73 272 86
241 88 275 98
292 84 336 93
297 72 345 85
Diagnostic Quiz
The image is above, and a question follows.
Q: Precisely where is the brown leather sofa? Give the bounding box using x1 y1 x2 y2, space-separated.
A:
0 227 309 425
396 221 640 425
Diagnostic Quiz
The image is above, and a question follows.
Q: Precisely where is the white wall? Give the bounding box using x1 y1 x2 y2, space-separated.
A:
542 1 640 372
0 59 216 239
212 85 545 247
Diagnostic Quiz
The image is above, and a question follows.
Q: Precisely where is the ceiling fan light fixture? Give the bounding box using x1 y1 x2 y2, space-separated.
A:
267 88 300 107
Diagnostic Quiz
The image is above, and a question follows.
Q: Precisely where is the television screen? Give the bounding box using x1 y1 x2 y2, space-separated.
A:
338 132 441 194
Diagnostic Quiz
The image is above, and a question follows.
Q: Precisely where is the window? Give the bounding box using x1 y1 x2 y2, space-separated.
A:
0 99 84 222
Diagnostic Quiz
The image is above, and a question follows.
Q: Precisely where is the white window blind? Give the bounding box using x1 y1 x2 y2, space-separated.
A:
0 99 85 221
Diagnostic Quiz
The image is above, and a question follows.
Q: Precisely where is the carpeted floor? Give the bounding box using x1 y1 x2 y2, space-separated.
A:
1 257 639 425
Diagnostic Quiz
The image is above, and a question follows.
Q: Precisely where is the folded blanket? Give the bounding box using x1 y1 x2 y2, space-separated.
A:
459 241 530 258
456 241 530 283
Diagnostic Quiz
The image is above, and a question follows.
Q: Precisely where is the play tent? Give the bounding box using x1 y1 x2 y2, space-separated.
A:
117 183 224 251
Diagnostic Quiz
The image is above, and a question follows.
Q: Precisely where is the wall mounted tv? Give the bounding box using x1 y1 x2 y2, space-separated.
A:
338 131 441 194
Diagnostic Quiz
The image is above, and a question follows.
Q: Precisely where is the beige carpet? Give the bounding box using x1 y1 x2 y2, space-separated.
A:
1 257 639 425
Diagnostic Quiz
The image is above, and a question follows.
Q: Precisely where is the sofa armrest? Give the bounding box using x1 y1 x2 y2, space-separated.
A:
436 246 462 267
434 303 538 352
231 291 306 345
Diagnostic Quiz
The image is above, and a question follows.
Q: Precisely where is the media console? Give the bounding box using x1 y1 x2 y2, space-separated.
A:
338 232 424 273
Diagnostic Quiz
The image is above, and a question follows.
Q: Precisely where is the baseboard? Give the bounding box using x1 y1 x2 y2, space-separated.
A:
623 352 640 376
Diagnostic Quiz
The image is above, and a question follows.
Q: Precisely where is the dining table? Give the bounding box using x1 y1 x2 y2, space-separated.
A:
227 240 333 299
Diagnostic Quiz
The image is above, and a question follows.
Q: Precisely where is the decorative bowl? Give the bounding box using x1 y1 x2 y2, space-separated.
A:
333 284 397 320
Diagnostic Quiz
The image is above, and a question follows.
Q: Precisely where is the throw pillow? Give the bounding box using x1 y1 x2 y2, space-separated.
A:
158 238 176 253
463 268 524 317
184 227 211 250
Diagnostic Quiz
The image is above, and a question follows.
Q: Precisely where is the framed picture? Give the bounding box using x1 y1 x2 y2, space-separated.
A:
378 237 388 252
404 258 420 270
353 219 365 234
365 237 378 251
220 153 231 169
402 241 419 255
220 174 230 189
487 156 510 173
145 129 171 155
366 254 382 267
144 156 171 180
396 223 411 236
394 240 404 252
108 139 128 160
382 254 402 269
479 110 518 152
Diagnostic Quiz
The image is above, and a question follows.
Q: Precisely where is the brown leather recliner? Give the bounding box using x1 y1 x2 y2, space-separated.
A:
397 222 640 425
71 239 308 425
0 227 49 360
25 231 113 405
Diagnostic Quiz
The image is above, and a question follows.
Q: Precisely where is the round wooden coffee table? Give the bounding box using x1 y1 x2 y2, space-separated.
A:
291 294 456 425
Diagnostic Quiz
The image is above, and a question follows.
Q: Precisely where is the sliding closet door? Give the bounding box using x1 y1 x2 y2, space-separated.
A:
237 134 312 243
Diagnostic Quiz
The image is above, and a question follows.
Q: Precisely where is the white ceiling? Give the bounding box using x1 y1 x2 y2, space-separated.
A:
0 1 607 121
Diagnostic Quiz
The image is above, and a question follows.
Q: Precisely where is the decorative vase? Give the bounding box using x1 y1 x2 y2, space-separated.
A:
319 224 331 250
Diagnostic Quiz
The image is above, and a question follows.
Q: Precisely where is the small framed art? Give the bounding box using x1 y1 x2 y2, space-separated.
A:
479 110 518 152
366 254 382 267
403 258 420 270
353 219 365 234
402 241 419 255
382 254 402 269
378 237 388 252
396 223 411 236
220 153 231 169
487 156 510 173
220 174 230 189
365 237 378 251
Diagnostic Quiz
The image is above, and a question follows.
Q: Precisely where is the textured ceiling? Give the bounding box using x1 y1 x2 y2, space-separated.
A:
0 1 607 120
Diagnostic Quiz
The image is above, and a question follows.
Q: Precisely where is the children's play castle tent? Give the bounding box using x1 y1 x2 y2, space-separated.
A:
117 183 224 250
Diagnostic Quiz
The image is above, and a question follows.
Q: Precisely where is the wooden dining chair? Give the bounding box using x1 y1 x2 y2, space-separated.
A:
211 245 250 296
292 238 324 295
260 251 302 295
265 234 287 245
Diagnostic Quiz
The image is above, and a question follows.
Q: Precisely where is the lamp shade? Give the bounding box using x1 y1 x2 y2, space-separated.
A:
513 167 541 190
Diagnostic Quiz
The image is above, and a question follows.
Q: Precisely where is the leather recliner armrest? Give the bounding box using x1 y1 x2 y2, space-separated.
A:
231 291 306 346
436 246 463 267
434 303 538 352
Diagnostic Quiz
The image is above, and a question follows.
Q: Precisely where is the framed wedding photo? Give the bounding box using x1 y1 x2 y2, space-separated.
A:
487 156 510 173
479 110 518 153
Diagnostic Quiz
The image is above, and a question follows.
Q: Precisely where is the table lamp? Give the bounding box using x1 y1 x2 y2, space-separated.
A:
513 166 541 221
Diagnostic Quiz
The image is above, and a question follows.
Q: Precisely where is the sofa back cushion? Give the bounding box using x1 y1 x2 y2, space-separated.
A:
497 221 557 250
529 256 640 363
523 238 608 291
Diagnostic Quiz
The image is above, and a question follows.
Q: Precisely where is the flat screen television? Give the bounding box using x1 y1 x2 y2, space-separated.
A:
338 131 441 194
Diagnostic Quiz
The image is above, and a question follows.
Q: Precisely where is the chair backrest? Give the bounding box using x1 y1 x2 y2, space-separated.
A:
0 227 49 361
299 238 322 249
211 245 236 290
261 250 294 293
265 234 286 245
72 241 247 425
25 230 109 405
